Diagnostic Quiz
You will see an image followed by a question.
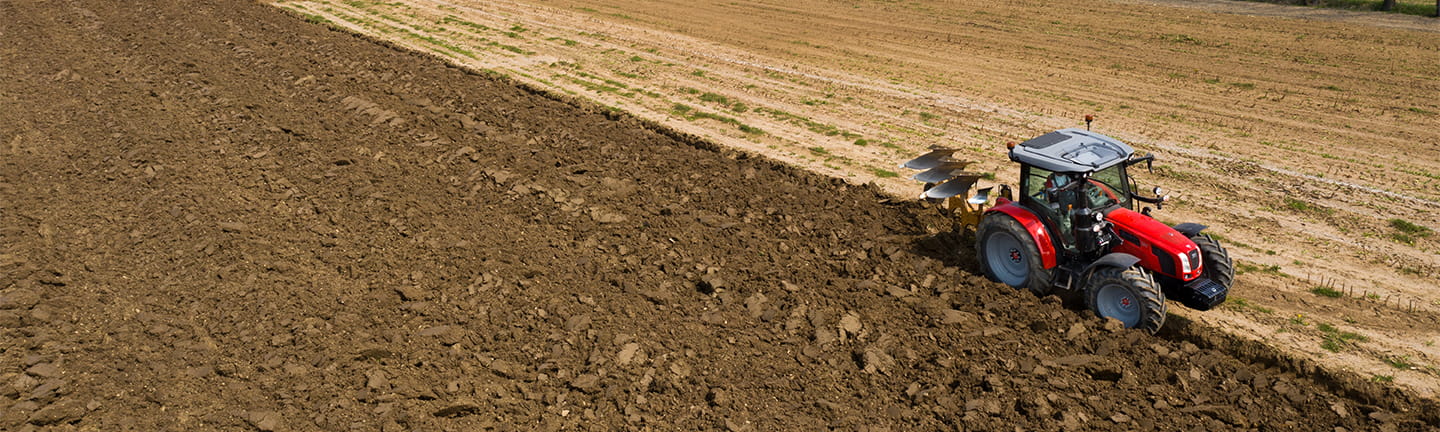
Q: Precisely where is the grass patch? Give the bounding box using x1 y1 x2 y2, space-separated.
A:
1409 107 1437 115
496 44 527 55
1390 219 1432 236
696 92 749 113
302 13 335 26
699 92 731 106
1235 261 1283 276
671 104 762 135
1283 197 1313 212
691 70 707 77
1372 375 1395 383
442 16 491 32
566 76 631 97
1226 297 1275 314
1383 355 1414 369
398 29 476 58
1388 218 1431 245
753 107 856 138
872 168 900 178
1310 286 1343 298
1317 322 1368 352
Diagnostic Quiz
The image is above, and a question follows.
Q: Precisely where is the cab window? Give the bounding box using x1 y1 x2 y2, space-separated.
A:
1020 165 1078 252
1086 164 1131 209
1022 166 1055 201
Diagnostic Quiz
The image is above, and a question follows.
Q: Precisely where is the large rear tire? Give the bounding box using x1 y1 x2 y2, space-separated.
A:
976 214 1054 295
1085 266 1166 334
1190 234 1234 291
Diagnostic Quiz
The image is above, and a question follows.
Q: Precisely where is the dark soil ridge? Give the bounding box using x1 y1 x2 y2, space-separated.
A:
0 0 1434 430
300 8 1440 426
1164 315 1440 425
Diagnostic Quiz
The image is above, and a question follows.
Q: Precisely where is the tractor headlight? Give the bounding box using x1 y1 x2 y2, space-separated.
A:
1177 251 1192 274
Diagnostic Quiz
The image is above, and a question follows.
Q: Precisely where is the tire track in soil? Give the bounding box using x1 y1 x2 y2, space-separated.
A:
0 0 1435 430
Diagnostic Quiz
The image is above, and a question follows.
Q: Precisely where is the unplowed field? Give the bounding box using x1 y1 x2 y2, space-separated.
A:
1 0 1437 431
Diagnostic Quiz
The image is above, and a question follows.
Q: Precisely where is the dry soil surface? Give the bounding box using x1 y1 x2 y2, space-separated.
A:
1 0 1438 431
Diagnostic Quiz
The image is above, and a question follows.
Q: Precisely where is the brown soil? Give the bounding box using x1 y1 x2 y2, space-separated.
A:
1 0 1438 431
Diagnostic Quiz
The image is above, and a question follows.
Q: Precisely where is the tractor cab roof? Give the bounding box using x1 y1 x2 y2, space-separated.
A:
1009 128 1134 174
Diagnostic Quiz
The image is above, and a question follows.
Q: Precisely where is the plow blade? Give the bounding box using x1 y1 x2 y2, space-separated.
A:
910 161 978 184
921 174 981 200
900 148 960 170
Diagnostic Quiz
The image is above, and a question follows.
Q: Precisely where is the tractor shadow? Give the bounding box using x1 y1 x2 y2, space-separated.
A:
909 230 1091 311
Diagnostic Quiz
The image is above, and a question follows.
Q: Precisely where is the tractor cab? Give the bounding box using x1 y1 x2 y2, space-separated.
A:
1009 128 1163 258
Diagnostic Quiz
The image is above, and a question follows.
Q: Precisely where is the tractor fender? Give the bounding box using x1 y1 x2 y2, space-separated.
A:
985 203 1057 269
1083 252 1142 279
1171 223 1208 238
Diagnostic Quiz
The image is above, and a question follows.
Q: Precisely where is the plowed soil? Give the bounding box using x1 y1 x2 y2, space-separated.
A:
0 0 1436 431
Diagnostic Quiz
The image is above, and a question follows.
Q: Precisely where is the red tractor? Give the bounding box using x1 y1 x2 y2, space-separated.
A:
904 126 1232 333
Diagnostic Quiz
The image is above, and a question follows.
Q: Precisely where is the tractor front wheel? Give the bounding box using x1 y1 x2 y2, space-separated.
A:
1085 266 1166 334
976 214 1053 295
1190 234 1235 292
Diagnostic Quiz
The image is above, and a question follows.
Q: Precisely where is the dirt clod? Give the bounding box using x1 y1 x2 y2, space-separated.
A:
433 403 482 418
570 374 602 393
243 410 284 432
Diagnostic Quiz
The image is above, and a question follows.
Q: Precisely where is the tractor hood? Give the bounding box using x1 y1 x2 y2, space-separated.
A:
1010 128 1135 174
1105 207 1202 280
1106 208 1194 251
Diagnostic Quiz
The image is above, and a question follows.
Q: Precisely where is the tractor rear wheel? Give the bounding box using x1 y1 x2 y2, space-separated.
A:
976 214 1053 295
1190 234 1234 291
1085 266 1166 334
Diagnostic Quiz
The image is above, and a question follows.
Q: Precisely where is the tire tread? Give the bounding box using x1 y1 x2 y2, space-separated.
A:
1086 266 1166 334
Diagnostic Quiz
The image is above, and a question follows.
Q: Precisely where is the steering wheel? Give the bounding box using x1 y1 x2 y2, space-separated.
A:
1086 179 1119 205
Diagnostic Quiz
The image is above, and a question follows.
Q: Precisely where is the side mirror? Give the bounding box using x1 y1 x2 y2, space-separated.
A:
1153 186 1164 196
